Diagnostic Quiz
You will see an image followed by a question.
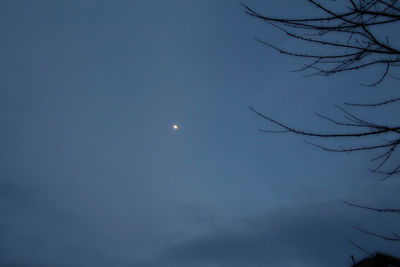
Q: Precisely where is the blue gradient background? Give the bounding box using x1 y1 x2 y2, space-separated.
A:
1 1 399 266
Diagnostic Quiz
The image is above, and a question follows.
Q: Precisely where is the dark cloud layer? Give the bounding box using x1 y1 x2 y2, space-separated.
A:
135 199 400 267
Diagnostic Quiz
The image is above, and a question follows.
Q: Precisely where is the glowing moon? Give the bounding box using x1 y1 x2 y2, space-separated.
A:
170 122 182 132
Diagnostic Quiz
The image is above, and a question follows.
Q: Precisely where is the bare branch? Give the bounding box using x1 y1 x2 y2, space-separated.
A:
349 240 373 256
344 97 400 107
243 0 400 84
360 62 390 86
305 140 397 152
354 225 400 241
344 201 400 213
250 106 400 137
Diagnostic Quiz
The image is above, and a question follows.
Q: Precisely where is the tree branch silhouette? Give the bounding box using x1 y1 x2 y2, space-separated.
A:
245 0 400 251
245 0 400 179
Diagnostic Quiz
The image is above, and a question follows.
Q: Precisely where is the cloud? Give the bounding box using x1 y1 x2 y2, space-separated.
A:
134 199 400 267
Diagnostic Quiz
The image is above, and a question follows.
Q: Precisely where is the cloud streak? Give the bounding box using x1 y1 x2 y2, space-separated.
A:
135 200 400 267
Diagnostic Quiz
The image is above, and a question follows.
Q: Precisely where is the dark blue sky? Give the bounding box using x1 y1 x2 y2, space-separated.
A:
1 1 399 266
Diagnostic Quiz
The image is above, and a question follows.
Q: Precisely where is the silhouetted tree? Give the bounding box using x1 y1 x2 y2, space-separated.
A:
243 0 400 244
243 0 400 179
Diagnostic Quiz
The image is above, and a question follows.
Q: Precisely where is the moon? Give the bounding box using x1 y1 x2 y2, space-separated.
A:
170 122 182 132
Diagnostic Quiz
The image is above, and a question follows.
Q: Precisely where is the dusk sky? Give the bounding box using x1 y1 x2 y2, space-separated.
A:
1 1 399 266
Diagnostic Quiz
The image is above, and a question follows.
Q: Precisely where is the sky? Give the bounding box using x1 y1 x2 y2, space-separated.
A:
1 1 399 266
